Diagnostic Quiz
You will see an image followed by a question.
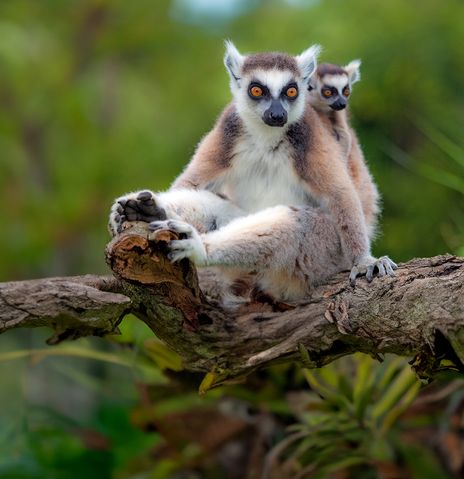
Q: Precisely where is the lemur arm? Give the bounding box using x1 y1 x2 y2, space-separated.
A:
301 112 371 264
171 104 240 191
332 166 396 281
171 130 228 190
347 129 380 239
303 152 396 283
311 167 370 263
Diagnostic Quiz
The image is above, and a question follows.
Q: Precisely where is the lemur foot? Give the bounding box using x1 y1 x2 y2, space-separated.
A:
148 219 207 266
349 255 397 285
109 190 167 236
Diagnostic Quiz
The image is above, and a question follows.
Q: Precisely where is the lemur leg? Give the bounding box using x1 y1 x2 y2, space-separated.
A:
108 188 244 236
149 205 351 300
158 189 245 233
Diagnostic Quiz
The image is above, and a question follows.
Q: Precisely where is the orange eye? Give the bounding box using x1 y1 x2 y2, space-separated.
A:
250 86 263 97
343 87 350 97
322 89 332 98
286 87 298 98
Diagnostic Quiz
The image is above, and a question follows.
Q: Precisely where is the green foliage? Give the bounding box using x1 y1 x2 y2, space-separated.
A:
385 119 464 254
266 355 453 478
0 402 160 479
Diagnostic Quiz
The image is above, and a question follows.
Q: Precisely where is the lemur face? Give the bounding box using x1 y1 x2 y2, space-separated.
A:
308 60 361 113
310 72 351 112
242 67 302 127
224 42 320 129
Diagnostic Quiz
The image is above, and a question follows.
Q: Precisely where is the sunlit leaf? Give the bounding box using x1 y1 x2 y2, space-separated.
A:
144 338 183 371
371 365 419 425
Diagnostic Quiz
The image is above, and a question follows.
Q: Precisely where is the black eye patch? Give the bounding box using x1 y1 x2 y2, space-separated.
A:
281 82 299 100
248 82 270 100
322 85 339 95
342 84 351 96
321 85 339 99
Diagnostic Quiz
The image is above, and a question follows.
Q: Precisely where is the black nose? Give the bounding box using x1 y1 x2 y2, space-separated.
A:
267 111 287 126
263 101 288 127
330 100 347 111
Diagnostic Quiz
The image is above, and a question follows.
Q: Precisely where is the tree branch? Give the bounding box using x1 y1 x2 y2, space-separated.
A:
1 222 463 387
0 275 130 344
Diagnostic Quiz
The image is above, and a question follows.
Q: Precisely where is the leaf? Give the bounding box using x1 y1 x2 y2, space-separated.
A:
144 338 183 371
0 346 133 366
380 380 421 435
198 371 216 395
320 455 367 474
353 354 375 420
337 372 354 402
376 356 407 394
0 345 167 384
302 369 351 410
111 313 154 346
371 364 419 426
316 362 341 389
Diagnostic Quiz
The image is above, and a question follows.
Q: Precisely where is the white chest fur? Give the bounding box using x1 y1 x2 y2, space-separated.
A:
218 132 311 213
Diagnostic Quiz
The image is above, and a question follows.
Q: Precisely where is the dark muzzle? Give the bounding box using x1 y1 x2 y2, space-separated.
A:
263 100 288 127
330 99 347 111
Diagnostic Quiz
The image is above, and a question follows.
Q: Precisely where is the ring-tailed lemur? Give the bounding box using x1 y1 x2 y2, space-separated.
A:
109 42 396 301
308 60 380 240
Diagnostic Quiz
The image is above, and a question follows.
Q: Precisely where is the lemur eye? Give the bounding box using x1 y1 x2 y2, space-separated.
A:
250 86 263 97
343 87 350 97
322 89 332 98
286 87 298 98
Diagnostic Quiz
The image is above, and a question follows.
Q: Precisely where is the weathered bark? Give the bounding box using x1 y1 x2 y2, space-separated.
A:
0 275 130 344
1 222 463 388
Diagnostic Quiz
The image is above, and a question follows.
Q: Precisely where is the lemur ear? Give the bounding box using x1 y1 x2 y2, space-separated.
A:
308 75 317 91
344 59 361 84
296 44 321 82
224 40 244 85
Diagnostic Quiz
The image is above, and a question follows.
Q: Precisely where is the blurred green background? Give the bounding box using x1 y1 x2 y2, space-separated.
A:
1 0 464 478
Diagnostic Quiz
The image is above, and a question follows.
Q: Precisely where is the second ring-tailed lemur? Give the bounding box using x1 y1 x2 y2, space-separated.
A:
308 60 380 240
109 42 396 301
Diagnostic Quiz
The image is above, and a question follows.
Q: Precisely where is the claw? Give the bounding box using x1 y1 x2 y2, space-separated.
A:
148 220 167 231
366 264 375 282
349 266 359 286
385 262 396 276
377 262 386 277
151 219 193 235
349 255 397 285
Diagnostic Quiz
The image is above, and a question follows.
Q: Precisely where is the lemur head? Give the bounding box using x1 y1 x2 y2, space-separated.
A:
224 41 321 129
308 60 361 113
